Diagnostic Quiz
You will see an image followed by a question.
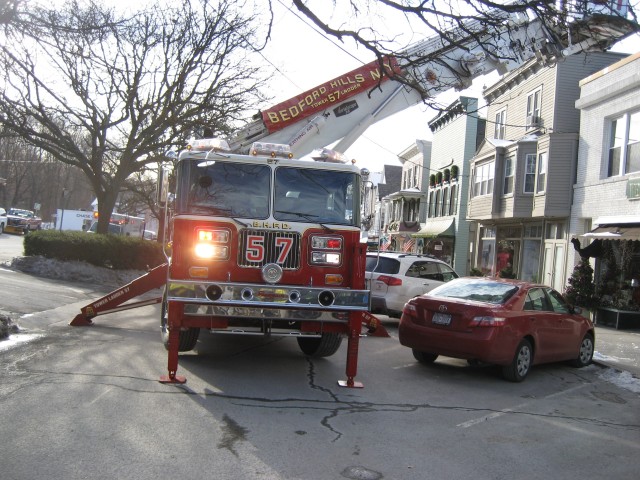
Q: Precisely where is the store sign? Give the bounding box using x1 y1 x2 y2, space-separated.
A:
627 178 640 199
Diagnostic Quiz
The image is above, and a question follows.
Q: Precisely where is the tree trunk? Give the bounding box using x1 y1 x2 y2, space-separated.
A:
95 189 119 234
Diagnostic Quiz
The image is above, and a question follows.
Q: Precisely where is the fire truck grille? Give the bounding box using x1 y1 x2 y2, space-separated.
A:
238 230 301 270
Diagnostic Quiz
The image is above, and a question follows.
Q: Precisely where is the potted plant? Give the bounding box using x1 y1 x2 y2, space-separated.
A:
443 168 451 183
429 174 436 187
451 165 459 180
435 171 443 185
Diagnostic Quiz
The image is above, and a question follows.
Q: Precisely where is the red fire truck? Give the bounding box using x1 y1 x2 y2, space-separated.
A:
158 139 376 386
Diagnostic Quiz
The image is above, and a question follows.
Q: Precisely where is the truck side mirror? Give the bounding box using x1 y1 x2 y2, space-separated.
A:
156 166 170 207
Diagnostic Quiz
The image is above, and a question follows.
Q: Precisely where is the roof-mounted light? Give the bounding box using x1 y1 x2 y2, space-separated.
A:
250 142 293 158
311 148 351 164
188 138 231 152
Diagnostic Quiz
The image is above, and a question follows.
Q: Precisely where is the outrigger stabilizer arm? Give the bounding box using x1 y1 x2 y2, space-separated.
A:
69 263 168 326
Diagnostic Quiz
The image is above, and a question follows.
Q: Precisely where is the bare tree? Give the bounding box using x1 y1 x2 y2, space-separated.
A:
289 0 639 106
0 0 269 233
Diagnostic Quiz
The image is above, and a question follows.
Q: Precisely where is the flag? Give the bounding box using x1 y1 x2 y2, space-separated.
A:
380 237 391 251
403 238 415 253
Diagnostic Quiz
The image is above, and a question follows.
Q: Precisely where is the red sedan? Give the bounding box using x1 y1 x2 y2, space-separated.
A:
398 277 595 382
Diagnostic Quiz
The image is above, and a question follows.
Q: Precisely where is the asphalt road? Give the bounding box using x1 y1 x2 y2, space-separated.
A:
1 233 639 480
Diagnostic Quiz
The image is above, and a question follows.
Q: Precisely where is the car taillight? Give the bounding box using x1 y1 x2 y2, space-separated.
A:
310 235 343 265
402 303 417 319
469 316 506 327
194 228 230 259
377 275 402 286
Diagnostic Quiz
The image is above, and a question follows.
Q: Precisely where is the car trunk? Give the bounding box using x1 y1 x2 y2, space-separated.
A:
411 298 497 333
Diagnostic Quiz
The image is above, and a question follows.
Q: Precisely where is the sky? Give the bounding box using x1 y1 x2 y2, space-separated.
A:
257 1 640 173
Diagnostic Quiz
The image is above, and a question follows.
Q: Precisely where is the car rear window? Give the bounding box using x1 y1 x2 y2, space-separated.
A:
429 279 518 304
365 256 400 274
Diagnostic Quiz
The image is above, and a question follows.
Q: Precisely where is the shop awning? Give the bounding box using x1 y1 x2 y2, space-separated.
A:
412 217 455 238
582 224 640 240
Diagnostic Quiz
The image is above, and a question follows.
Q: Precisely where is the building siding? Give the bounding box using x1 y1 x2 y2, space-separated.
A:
569 52 640 282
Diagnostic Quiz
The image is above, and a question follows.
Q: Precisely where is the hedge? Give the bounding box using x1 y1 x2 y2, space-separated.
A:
23 230 166 270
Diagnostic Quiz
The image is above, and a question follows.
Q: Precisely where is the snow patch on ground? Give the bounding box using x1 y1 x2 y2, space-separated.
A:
594 351 622 363
598 368 640 394
0 333 44 352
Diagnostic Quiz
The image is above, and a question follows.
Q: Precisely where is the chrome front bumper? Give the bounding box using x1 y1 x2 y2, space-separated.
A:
167 280 370 314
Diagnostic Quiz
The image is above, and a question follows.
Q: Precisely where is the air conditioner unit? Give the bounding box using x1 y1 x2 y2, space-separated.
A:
527 115 541 128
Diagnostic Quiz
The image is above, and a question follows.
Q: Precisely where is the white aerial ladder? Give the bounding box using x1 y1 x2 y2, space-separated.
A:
227 0 637 158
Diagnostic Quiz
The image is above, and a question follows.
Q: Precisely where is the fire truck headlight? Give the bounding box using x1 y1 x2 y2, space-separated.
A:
195 228 230 259
311 252 341 265
195 244 228 259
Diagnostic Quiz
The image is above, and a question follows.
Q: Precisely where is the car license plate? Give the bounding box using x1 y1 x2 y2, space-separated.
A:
432 312 451 325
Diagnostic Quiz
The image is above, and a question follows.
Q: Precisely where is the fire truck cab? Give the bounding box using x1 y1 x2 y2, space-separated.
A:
160 139 372 386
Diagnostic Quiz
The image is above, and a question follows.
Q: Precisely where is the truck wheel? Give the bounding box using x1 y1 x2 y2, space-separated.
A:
297 333 342 357
161 290 199 352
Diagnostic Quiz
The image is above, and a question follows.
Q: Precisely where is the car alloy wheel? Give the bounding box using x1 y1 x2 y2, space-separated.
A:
502 339 533 382
571 333 594 368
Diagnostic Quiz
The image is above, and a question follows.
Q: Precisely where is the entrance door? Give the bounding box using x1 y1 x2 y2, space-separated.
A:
543 241 566 291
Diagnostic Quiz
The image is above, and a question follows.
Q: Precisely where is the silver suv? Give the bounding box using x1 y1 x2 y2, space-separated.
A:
366 252 459 317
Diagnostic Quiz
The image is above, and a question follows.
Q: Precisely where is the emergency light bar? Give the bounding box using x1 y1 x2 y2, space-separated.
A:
250 142 293 158
311 148 351 164
188 138 231 152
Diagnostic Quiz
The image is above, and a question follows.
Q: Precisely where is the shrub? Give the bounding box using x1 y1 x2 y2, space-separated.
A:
23 230 165 270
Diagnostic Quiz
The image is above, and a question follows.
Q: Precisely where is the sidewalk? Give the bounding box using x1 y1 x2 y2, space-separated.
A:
593 325 640 377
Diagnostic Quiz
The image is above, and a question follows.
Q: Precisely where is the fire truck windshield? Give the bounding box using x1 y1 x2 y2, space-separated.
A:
176 159 359 226
274 167 356 226
177 160 271 218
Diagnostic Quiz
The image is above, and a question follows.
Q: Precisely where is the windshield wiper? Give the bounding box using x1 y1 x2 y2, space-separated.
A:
275 210 333 231
190 205 248 227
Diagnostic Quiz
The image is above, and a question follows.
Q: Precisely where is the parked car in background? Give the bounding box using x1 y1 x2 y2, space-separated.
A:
143 230 158 241
0 207 6 234
365 252 458 317
398 277 595 382
6 208 42 234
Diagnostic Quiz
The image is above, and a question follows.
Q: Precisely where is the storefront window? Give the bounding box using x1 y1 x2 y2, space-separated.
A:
425 238 454 266
479 227 496 276
496 227 522 278
521 224 543 283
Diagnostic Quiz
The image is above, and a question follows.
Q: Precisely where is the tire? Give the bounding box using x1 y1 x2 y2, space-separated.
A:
297 333 342 357
570 333 594 368
502 339 533 382
160 290 199 352
412 349 438 364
